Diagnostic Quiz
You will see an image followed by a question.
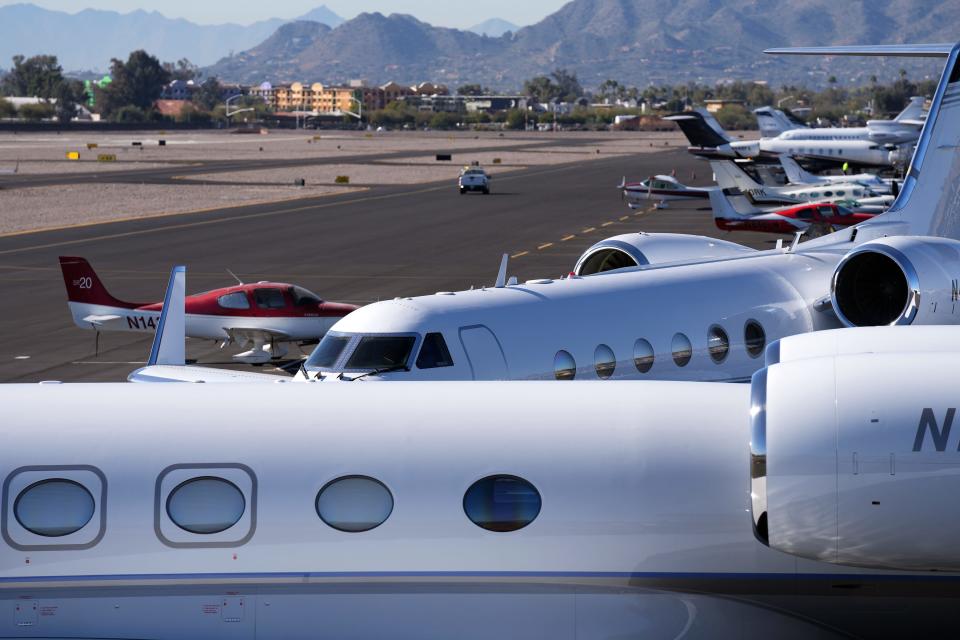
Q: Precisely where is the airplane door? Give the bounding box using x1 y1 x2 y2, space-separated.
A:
458 325 509 380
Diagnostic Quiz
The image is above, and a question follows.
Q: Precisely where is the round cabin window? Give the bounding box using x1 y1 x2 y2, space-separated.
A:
14 479 95 537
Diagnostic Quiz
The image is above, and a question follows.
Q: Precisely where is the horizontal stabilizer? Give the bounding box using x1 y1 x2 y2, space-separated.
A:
765 44 953 57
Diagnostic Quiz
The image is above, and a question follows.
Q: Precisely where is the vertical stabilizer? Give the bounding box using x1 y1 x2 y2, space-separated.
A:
779 155 821 185
869 46 960 238
58 256 140 308
710 160 764 192
894 96 926 122
708 188 759 220
754 107 805 138
147 266 186 366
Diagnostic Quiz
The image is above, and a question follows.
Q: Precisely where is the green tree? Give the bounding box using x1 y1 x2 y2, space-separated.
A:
113 105 148 123
551 68 582 102
429 112 459 129
163 58 200 82
100 50 170 119
597 79 624 102
0 96 15 118
505 109 526 130
53 79 87 122
1 54 64 98
18 102 55 120
523 75 558 103
193 77 222 111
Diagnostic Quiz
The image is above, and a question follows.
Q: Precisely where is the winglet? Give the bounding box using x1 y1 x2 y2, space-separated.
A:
147 265 186 366
495 253 508 288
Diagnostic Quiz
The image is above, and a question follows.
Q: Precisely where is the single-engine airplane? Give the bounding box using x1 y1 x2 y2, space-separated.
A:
59 256 358 364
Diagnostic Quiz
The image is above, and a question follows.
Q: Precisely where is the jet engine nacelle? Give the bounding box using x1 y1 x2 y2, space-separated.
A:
831 236 960 327
751 326 960 571
573 233 754 276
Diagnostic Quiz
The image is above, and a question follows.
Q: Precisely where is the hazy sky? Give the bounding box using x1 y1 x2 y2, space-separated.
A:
0 1 569 28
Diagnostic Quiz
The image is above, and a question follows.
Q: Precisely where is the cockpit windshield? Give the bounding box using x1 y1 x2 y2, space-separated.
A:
290 286 322 306
306 333 351 369
345 336 416 370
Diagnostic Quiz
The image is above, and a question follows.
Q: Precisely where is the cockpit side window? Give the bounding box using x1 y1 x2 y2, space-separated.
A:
290 286 322 306
345 336 416 370
416 332 454 369
254 288 287 309
217 291 250 310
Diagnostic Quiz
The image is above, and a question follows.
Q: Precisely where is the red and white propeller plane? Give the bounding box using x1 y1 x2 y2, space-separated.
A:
708 189 876 235
59 256 358 363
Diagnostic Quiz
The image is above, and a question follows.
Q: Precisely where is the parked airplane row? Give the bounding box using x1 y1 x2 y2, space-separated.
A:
122 43 959 386
666 95 925 168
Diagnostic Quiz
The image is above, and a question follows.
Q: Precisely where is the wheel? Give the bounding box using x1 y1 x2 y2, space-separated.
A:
459 188 466 194
483 187 490 195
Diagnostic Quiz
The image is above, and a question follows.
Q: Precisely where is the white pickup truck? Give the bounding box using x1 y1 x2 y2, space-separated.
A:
458 167 491 194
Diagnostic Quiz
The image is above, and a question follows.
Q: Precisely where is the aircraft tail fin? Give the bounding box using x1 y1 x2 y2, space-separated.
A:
147 265 186 367
766 43 960 240
894 96 926 122
710 160 763 192
59 256 138 308
663 110 731 148
779 155 820 185
754 107 805 138
708 188 759 220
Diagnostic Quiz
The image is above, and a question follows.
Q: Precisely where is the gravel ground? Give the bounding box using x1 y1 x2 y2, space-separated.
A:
186 162 497 186
1 160 179 174
0 131 537 163
0 183 359 235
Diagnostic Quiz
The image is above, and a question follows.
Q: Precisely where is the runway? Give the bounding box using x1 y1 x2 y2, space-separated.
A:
0 142 778 382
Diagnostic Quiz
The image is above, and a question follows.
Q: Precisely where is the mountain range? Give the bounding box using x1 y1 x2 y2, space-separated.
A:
467 18 519 37
205 0 953 90
0 3 344 72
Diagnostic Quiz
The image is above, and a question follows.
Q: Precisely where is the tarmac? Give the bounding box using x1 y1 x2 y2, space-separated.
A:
0 136 778 383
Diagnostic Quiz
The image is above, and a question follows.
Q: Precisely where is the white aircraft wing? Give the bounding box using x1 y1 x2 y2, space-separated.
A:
128 364 287 383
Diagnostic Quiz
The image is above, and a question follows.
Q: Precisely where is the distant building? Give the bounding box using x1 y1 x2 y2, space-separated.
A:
249 82 358 114
704 99 745 113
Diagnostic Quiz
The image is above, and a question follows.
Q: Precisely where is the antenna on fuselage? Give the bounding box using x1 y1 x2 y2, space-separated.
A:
495 253 508 288
226 269 244 286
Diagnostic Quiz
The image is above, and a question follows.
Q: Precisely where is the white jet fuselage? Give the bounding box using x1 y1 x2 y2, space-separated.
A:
1 382 956 638
308 248 845 381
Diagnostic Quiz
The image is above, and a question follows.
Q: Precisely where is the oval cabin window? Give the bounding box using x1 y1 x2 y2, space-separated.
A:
166 477 246 535
14 479 95 537
633 339 654 373
463 475 541 533
316 476 394 533
594 344 616 379
554 350 576 380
